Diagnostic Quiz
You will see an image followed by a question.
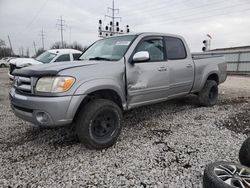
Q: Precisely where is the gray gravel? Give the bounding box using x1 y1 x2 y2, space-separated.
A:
0 68 250 188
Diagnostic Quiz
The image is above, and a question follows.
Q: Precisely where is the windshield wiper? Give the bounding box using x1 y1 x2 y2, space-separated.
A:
89 57 114 61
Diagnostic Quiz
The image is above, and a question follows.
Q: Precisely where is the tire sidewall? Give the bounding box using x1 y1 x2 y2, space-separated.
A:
199 80 218 107
203 161 248 188
239 137 250 167
88 105 122 145
76 99 122 149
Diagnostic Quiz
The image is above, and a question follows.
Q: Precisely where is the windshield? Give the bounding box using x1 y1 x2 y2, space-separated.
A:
79 35 136 61
35 51 57 63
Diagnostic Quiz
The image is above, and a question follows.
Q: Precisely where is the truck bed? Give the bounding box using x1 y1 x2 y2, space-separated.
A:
191 53 227 93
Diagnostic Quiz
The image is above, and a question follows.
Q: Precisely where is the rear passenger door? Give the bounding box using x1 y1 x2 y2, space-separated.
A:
164 37 194 97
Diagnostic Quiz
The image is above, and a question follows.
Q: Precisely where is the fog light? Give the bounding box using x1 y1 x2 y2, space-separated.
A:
35 111 49 123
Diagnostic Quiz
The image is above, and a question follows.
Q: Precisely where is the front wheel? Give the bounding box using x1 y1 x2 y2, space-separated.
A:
198 80 218 107
0 64 5 68
76 99 122 150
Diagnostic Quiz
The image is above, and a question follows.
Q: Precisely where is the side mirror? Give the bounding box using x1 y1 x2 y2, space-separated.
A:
132 51 150 63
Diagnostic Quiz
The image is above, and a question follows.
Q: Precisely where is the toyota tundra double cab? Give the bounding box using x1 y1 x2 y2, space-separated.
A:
9 33 227 149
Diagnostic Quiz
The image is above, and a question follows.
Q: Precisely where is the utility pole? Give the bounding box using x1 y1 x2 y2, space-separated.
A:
106 0 120 33
21 47 24 57
39 29 46 49
33 41 37 54
98 0 130 38
57 16 66 48
7 35 13 55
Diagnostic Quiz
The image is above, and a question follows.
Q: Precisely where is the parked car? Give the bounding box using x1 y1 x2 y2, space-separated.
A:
8 49 82 79
9 32 227 149
0 57 12 67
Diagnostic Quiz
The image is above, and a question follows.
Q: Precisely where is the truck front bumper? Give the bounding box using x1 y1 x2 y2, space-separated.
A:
9 88 86 127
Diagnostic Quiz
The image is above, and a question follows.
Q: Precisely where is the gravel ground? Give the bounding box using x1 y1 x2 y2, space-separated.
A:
0 68 249 187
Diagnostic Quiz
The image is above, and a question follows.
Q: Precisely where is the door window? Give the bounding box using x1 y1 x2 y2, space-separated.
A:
136 39 164 62
54 54 70 62
165 37 187 60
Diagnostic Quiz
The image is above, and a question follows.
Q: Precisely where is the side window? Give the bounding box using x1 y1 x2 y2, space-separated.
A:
54 54 70 62
136 39 164 62
73 53 81 60
165 37 187 60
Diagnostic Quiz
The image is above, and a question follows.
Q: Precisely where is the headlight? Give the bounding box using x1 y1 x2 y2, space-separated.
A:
36 76 75 93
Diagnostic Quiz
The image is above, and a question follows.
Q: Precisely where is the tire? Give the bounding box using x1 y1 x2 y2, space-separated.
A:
198 80 218 107
76 99 122 150
203 161 250 188
0 64 4 68
239 137 250 167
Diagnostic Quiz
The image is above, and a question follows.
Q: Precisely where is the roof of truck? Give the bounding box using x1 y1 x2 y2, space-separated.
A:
106 32 184 39
48 49 82 54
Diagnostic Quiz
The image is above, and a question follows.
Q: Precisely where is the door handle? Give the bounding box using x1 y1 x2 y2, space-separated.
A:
186 64 193 68
158 66 167 71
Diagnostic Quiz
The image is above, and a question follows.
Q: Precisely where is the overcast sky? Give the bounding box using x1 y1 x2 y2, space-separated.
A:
1 0 250 56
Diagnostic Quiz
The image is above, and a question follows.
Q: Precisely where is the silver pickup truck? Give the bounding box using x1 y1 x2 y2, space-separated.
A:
10 33 227 149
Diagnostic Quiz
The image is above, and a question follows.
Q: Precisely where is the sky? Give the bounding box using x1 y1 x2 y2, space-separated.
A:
1 0 250 56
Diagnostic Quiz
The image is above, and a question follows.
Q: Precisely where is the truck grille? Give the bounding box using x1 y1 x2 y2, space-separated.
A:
14 76 33 94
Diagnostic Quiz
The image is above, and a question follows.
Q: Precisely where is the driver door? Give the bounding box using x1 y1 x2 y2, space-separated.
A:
126 36 170 109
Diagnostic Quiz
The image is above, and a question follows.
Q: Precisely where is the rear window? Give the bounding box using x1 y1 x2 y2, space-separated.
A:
165 37 187 60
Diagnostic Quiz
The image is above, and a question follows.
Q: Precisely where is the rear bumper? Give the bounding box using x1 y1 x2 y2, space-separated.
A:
9 88 86 127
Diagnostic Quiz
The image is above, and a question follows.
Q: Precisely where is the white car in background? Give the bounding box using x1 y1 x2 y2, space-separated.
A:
8 49 82 79
0 57 13 68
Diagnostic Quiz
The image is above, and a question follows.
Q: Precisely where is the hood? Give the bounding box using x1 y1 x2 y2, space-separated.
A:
10 58 42 67
12 60 101 77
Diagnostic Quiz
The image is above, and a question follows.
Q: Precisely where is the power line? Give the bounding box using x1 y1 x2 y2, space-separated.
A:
25 0 49 30
123 1 250 24
57 16 67 48
136 7 250 27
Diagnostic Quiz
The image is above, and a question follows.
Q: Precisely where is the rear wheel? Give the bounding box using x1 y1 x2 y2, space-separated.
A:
76 99 122 149
198 80 218 107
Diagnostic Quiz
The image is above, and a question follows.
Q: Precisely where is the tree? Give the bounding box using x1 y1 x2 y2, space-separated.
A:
0 38 11 58
50 41 87 52
68 41 87 52
0 39 6 47
50 41 63 49
35 48 45 57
